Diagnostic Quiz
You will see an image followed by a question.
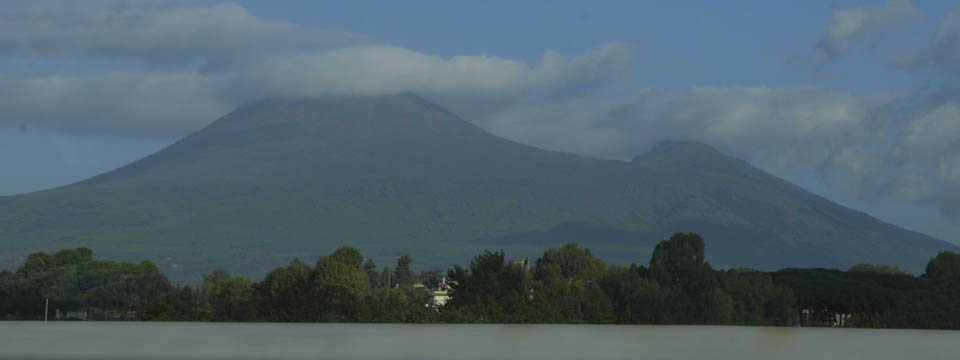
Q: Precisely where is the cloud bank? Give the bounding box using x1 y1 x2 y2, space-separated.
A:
0 41 635 137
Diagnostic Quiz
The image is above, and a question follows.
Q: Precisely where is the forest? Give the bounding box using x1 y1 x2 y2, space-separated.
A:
2 233 958 329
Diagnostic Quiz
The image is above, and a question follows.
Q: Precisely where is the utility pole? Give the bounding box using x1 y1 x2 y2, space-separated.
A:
44 297 49 322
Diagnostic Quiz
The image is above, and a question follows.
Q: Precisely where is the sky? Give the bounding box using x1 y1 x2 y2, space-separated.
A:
0 0 959 244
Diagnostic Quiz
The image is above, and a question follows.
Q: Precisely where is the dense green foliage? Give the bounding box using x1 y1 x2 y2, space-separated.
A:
0 248 173 320
3 234 959 329
1 95 956 282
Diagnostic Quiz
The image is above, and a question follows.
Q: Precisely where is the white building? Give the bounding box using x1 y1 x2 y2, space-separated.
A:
428 276 456 307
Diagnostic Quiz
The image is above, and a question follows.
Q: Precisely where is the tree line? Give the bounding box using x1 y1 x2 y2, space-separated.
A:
2 233 959 328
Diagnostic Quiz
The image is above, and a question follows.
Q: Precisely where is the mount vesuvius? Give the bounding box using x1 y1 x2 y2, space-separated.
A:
0 94 955 280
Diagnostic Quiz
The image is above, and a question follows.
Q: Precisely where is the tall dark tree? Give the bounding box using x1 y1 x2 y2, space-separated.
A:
533 243 606 283
314 247 371 320
649 233 729 323
364 259 379 288
649 233 717 294
394 255 414 287
925 251 960 283
533 243 613 323
256 258 314 321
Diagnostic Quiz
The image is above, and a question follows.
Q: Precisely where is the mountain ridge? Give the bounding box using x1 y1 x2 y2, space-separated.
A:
0 94 954 280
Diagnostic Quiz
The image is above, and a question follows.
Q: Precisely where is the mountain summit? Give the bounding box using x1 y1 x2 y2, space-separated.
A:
637 140 728 162
0 95 955 280
193 94 492 142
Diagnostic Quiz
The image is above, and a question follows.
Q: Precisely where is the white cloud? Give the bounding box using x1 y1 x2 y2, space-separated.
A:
0 0 636 136
0 42 636 137
219 43 635 114
478 86 960 221
896 102 960 156
482 86 897 165
0 1 363 64
812 0 921 65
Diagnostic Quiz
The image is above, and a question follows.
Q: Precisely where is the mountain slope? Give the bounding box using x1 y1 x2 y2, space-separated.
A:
0 94 955 280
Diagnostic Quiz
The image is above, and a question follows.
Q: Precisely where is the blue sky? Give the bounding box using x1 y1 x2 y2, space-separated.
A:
1 0 959 243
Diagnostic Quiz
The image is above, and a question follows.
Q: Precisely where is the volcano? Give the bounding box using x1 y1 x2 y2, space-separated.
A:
0 94 955 280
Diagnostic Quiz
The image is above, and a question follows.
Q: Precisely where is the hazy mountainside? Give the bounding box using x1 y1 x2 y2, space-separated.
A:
0 94 955 280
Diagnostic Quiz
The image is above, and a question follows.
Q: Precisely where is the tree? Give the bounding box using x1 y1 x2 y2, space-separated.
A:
379 266 393 289
365 286 435 323
17 252 54 277
256 258 314 321
0 270 43 320
140 285 207 321
201 270 256 321
700 288 734 324
598 265 652 323
533 243 606 283
533 243 612 323
849 264 875 273
2 248 174 320
364 259 379 288
649 233 723 323
650 233 716 294
394 255 414 287
420 270 444 290
8 245 960 328
328 247 365 268
721 271 795 326
445 250 541 322
314 247 371 321
849 264 909 275
915 251 960 329
925 251 960 283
